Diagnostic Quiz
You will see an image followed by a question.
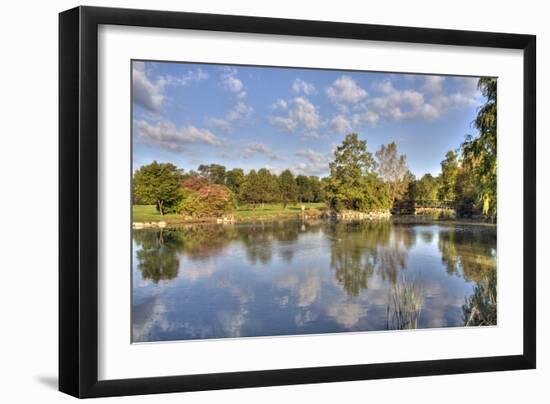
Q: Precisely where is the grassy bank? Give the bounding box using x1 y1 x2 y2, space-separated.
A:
132 203 327 224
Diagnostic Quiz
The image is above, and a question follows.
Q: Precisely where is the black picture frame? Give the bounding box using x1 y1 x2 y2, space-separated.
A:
59 5 536 398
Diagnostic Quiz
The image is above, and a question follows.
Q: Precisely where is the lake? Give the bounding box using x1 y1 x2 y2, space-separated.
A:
132 219 497 342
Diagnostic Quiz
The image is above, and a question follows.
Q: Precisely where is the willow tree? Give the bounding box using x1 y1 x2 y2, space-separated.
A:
462 78 497 218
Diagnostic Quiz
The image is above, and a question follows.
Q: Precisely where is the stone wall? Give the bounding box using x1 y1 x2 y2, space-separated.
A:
324 209 391 220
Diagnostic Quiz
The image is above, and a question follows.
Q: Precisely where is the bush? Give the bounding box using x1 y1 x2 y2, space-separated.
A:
178 183 235 217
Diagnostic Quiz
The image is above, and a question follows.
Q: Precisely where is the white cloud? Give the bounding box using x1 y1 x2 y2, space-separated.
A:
330 114 352 134
292 148 332 176
132 62 167 112
204 117 231 132
292 97 321 129
269 116 297 132
326 75 368 105
208 68 253 130
136 119 223 152
367 76 481 123
132 63 210 113
271 99 288 110
453 76 482 98
354 110 380 126
423 75 445 94
372 80 395 94
165 68 209 86
244 142 284 161
223 72 243 93
269 97 321 133
292 78 316 95
227 101 253 122
296 149 325 163
302 131 328 140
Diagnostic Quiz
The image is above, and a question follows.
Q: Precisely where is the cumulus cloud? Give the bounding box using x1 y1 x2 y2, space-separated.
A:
132 63 210 113
244 142 285 161
423 75 445 94
227 101 254 122
296 148 325 163
292 78 316 95
136 119 223 152
205 68 253 131
330 114 353 134
221 67 247 99
292 148 332 176
271 98 288 110
165 67 209 86
132 62 167 112
204 117 231 132
269 116 297 132
326 75 368 105
269 97 321 134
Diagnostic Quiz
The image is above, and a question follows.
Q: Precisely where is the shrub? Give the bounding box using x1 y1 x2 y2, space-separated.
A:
178 183 235 217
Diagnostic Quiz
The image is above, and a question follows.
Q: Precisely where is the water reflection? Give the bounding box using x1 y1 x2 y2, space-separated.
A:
132 220 497 342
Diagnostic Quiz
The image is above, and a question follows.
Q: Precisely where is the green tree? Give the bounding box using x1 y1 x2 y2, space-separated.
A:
375 142 410 203
325 133 391 211
197 163 226 184
178 183 235 218
438 151 459 202
240 169 261 206
256 168 280 207
279 169 298 208
416 173 441 202
133 161 183 215
225 168 245 197
296 175 314 202
462 78 497 218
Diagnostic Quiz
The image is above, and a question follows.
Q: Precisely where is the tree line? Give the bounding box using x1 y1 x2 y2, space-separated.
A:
133 78 496 219
133 162 327 217
405 78 497 218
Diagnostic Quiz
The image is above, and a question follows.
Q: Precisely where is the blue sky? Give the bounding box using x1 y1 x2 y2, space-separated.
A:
132 60 485 178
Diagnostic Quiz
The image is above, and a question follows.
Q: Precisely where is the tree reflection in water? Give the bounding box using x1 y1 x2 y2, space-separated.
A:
133 220 497 338
133 229 180 283
438 226 497 326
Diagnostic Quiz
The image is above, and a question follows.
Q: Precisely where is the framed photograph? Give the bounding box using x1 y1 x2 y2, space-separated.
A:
59 6 536 398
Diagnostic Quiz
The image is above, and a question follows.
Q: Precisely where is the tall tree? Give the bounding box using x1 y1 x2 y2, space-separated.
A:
225 168 245 197
197 163 226 185
375 142 410 203
279 169 298 208
296 175 314 202
326 133 390 211
240 169 260 206
256 168 280 206
438 151 459 202
462 78 497 217
133 161 183 215
416 173 441 201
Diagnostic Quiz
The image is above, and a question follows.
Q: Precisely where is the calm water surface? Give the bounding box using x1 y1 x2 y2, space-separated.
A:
132 219 496 342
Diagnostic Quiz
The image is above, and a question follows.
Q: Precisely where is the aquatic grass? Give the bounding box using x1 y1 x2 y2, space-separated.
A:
386 276 424 330
463 270 497 326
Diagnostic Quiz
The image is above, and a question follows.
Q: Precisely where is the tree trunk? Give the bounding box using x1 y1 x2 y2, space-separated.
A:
158 200 164 216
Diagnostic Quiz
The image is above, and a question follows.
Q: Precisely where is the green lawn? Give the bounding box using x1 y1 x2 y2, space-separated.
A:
132 205 183 223
132 202 327 223
235 202 325 220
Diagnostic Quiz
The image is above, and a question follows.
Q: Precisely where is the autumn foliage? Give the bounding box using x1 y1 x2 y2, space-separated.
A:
178 176 235 217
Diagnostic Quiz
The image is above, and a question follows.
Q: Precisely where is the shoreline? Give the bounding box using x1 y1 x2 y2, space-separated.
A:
132 211 495 229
